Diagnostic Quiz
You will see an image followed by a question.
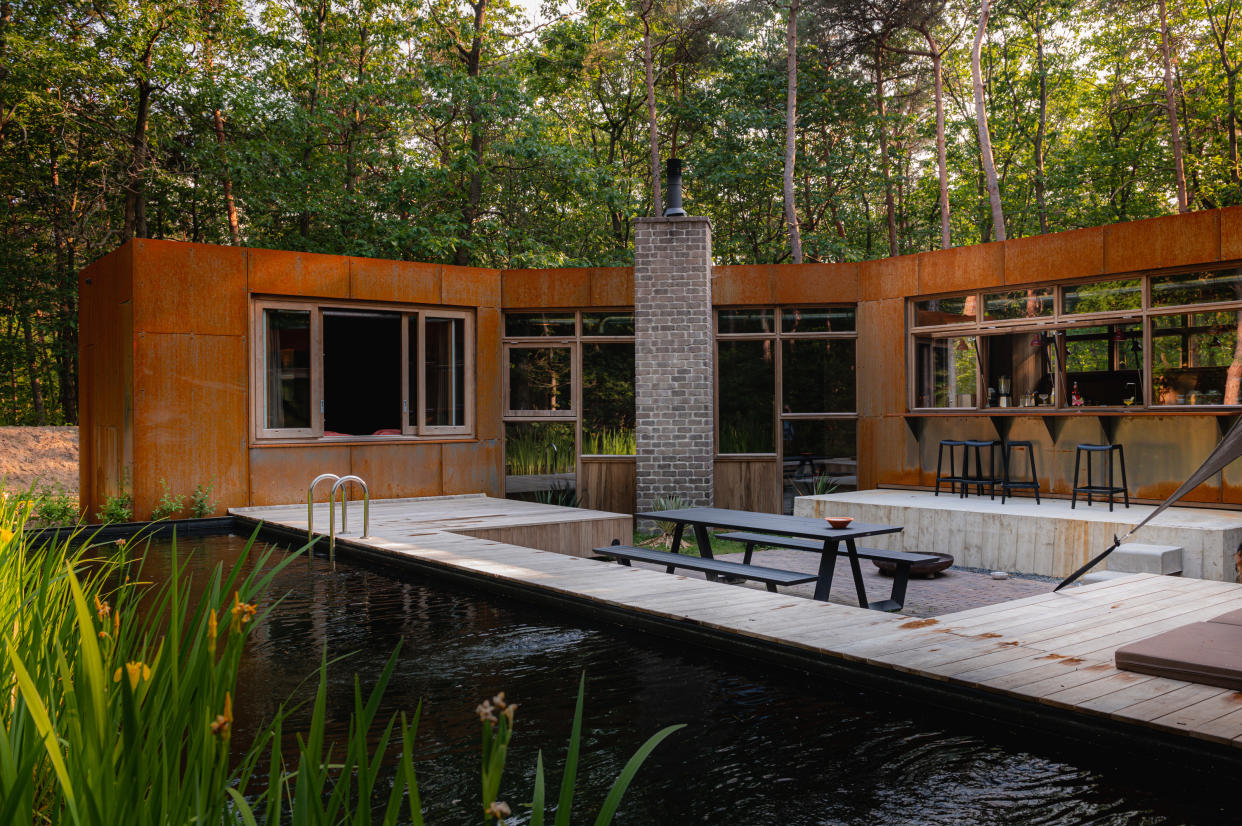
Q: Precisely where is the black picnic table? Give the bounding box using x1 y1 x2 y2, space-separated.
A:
636 506 904 609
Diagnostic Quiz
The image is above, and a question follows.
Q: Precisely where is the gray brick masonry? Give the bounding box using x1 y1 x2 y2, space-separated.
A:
634 216 714 513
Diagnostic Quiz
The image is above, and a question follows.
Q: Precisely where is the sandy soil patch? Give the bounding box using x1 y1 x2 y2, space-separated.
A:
0 426 79 495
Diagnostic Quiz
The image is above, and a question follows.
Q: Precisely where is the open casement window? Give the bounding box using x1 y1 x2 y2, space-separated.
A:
256 301 323 438
504 343 577 419
253 299 475 441
405 312 474 436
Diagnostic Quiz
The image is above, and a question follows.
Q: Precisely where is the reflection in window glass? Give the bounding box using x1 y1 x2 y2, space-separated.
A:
781 419 857 513
1153 311 1242 405
1152 268 1242 307
1062 279 1141 314
582 312 634 336
984 288 1055 321
915 337 977 408
504 312 575 337
1064 324 1142 407
780 307 856 333
582 342 635 454
425 317 465 427
265 309 312 429
717 309 774 334
718 339 774 452
913 295 976 327
508 347 572 412
980 331 1058 407
504 421 575 503
782 339 855 412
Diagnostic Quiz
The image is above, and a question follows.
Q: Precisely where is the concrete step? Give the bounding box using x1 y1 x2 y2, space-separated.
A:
1079 570 1138 586
1108 543 1183 575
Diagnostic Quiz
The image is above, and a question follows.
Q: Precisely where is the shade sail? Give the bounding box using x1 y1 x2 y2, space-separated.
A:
1055 416 1242 591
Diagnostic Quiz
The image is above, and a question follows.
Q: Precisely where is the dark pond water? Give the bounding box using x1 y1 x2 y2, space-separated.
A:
134 533 1233 825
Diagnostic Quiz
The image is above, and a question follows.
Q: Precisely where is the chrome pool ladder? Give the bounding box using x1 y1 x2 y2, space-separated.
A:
306 473 370 567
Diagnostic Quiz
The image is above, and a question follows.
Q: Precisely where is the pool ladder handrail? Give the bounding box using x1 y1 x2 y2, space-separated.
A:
328 475 370 565
307 473 341 551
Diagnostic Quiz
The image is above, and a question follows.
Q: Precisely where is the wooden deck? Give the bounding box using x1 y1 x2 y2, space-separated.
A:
231 493 631 558
232 496 1242 757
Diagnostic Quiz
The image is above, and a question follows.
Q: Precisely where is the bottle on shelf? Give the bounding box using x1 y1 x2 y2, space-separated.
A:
1070 381 1083 406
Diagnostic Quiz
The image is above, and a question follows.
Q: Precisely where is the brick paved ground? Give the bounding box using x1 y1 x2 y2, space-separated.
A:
621 547 1056 618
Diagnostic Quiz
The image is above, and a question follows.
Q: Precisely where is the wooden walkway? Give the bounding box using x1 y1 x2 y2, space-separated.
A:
233 497 1242 755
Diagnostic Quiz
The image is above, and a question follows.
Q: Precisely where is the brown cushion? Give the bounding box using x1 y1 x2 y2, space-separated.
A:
1207 608 1242 627
1115 621 1242 691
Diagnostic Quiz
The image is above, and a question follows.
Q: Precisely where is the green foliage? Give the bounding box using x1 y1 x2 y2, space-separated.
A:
506 422 576 475
583 427 636 456
533 481 581 508
189 482 216 519
30 484 81 525
150 480 185 521
96 494 134 525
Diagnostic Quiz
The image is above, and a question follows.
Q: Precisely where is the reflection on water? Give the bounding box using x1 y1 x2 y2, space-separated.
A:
137 534 1227 825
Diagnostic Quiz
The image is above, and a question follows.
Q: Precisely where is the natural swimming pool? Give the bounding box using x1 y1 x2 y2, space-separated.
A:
138 533 1231 825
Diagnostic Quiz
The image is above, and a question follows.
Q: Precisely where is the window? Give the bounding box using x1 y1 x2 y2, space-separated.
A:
716 305 858 511
253 300 473 440
502 310 636 502
908 265 1242 410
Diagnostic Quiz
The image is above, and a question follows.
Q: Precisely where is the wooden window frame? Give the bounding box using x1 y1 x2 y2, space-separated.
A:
253 299 323 440
503 342 579 420
907 264 1242 412
251 297 476 443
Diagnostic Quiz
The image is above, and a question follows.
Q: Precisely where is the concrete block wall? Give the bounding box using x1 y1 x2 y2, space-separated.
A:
634 216 714 512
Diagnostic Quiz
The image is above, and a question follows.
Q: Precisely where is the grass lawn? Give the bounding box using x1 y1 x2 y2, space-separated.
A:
632 530 752 558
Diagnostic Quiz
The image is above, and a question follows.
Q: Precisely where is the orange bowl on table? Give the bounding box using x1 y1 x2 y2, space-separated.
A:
824 516 853 529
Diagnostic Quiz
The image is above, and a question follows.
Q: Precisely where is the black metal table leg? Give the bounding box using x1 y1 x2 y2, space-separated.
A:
691 523 719 581
845 537 869 608
667 522 685 572
813 539 840 601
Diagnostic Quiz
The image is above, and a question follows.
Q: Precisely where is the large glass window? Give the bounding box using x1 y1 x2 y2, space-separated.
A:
582 342 635 454
909 265 1242 409
505 312 575 337
1153 311 1242 405
254 300 473 440
264 308 312 433
782 339 855 413
718 339 776 453
507 347 573 415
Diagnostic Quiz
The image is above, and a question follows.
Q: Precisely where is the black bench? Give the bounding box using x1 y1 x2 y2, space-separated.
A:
717 531 943 611
593 543 818 593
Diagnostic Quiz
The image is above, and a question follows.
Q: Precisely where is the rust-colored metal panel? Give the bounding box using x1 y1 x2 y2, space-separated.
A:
442 265 501 307
772 263 859 304
1004 226 1104 285
579 456 636 514
1221 206 1242 261
856 299 905 418
862 417 919 489
476 307 503 440
711 265 773 306
1104 211 1221 273
132 332 248 517
350 442 444 499
441 439 503 496
249 445 353 506
350 256 440 304
132 240 247 336
917 242 1004 295
248 247 350 298
713 458 781 513
860 255 917 302
590 267 635 306
501 268 590 308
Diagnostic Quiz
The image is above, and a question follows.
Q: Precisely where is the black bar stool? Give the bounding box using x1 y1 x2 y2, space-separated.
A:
1072 443 1129 511
934 439 966 496
1000 440 1041 504
960 439 1001 499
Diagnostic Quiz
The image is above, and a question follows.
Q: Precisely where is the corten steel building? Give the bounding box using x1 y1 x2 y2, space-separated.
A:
78 207 1242 521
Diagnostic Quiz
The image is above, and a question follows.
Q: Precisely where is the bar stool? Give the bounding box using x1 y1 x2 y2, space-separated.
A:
999 440 1041 504
959 439 1002 499
934 439 967 496
1071 443 1129 511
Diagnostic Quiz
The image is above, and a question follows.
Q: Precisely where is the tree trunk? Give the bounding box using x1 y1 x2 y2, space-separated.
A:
972 0 1006 241
299 1 328 239
783 0 802 263
21 313 46 425
874 42 898 256
453 0 488 266
1032 5 1049 233
1230 72 1240 184
923 29 950 249
642 2 661 217
1158 0 1189 212
123 78 153 240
